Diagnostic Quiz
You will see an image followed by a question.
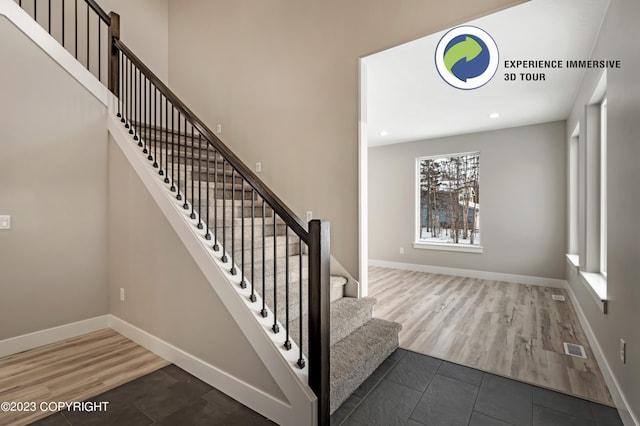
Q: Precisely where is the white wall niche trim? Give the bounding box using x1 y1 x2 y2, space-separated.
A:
369 259 567 289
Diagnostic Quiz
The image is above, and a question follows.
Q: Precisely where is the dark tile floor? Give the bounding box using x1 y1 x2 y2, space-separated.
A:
31 350 624 426
31 365 276 425
331 349 624 426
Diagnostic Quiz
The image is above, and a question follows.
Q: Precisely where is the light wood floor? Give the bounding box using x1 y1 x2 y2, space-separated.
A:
369 266 614 406
0 329 169 426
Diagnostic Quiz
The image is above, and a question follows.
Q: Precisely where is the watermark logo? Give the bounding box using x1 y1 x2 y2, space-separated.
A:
435 26 499 90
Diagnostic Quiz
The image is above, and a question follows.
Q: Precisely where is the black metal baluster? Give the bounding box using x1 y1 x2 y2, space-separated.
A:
197 133 203 228
240 178 246 288
158 93 164 175
142 76 147 152
122 57 128 125
284 227 291 350
213 151 219 251
221 160 227 261
34 0 36 23
230 169 236 275
189 125 195 216
182 118 189 210
134 67 139 142
127 61 133 131
74 0 77 59
116 51 121 119
86 3 89 71
147 83 154 161
297 240 305 368
164 97 170 183
176 112 182 200
98 15 101 81
272 213 279 333
62 0 65 46
205 139 211 239
250 190 256 302
260 199 267 318
137 69 143 147
170 107 176 192
152 89 158 166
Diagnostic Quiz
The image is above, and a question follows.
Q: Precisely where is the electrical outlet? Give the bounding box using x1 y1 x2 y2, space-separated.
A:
306 211 313 222
120 288 125 302
399 247 404 254
620 339 626 364
0 215 10 230
256 162 262 173
216 124 222 134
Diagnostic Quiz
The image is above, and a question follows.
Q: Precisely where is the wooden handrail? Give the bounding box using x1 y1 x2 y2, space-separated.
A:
85 0 111 25
113 39 310 243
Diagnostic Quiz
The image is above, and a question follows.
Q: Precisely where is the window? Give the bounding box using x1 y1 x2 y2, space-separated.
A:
568 126 579 258
600 98 607 276
572 72 608 312
415 152 481 252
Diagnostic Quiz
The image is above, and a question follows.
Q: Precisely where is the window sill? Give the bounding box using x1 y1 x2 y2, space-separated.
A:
413 242 483 253
580 271 608 314
565 254 579 267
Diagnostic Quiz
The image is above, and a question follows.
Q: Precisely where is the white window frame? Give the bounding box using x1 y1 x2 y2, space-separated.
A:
576 71 608 313
414 152 483 253
600 98 607 276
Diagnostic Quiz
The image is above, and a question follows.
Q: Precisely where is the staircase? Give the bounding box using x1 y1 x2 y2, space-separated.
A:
137 126 402 413
9 0 402 422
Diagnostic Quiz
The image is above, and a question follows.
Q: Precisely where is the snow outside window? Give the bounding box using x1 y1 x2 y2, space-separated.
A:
416 152 481 249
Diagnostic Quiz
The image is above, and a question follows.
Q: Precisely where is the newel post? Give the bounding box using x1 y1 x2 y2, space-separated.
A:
308 219 331 426
108 12 120 98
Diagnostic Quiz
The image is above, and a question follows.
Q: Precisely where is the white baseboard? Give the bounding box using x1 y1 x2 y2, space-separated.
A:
565 284 638 426
0 315 110 358
369 259 568 289
107 317 296 426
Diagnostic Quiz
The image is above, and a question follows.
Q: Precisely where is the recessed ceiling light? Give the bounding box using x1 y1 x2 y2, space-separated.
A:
489 112 500 119
380 131 388 136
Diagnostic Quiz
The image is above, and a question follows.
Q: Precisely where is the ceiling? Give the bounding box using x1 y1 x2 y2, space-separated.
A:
364 0 610 147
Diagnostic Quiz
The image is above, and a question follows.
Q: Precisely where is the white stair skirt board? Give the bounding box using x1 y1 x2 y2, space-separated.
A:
0 316 110 359
109 116 316 426
369 259 568 289
0 0 110 106
565 284 639 426
108 315 294 426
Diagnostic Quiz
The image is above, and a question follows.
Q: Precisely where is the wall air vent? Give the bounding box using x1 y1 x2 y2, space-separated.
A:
552 294 566 301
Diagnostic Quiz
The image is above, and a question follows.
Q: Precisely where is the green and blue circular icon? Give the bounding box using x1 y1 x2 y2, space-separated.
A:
435 26 499 90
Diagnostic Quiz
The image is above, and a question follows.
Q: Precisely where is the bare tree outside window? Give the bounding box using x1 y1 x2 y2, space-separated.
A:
418 153 480 245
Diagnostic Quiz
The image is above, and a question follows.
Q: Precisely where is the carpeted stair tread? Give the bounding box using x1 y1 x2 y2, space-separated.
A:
330 318 402 414
288 297 376 354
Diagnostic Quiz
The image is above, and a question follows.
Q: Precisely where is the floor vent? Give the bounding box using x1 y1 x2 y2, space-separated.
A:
564 342 587 358
552 294 566 301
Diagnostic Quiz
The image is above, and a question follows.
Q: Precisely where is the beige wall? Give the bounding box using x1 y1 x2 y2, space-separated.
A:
565 0 640 421
108 138 285 400
369 121 567 279
101 0 169 81
166 0 525 279
0 16 109 340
